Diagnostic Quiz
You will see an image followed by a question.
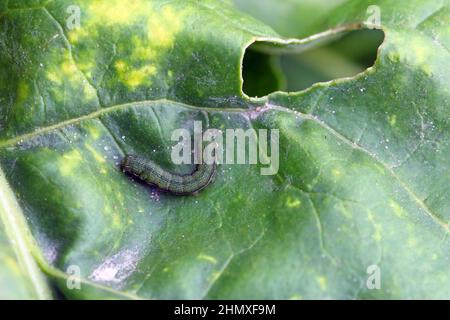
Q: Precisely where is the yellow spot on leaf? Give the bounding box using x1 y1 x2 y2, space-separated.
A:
131 36 156 60
46 71 61 85
332 168 342 177
65 2 187 92
127 66 157 89
210 272 221 282
368 211 382 242
88 0 149 25
112 213 122 228
389 200 407 218
316 276 327 291
389 115 397 126
86 124 102 140
286 196 301 208
115 60 126 72
198 254 217 265
62 60 77 76
147 6 183 48
68 27 89 43
59 150 83 176
114 59 157 89
413 45 430 64
86 144 106 164
83 85 97 100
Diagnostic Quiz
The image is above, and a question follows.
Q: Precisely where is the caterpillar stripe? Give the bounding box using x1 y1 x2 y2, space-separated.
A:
121 148 217 195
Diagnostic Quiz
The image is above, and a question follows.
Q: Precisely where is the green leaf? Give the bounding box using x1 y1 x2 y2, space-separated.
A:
0 0 449 299
0 169 51 299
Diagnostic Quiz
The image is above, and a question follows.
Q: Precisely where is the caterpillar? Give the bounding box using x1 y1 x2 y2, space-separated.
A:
121 143 217 195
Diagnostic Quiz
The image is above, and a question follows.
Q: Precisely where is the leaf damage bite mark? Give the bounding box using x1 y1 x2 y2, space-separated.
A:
242 28 385 97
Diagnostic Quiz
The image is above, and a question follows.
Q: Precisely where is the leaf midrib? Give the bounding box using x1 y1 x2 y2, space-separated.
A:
0 168 51 299
0 98 248 148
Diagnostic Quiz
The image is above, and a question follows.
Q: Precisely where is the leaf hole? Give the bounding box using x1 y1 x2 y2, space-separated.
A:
242 29 385 98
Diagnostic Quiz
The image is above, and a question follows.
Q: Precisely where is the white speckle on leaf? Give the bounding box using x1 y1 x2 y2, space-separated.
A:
88 248 140 285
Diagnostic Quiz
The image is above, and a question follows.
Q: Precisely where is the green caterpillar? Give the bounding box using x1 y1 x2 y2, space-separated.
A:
121 145 217 195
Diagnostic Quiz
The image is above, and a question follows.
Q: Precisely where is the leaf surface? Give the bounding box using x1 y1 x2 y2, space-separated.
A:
0 0 448 299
